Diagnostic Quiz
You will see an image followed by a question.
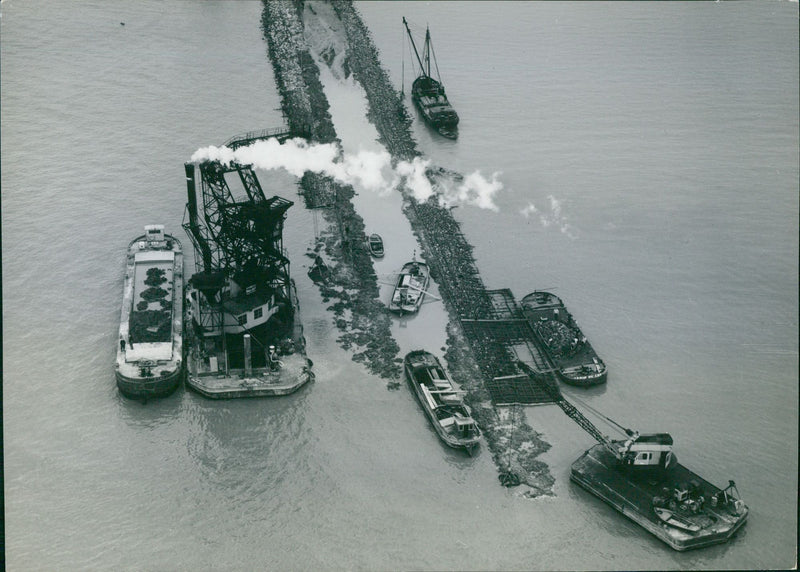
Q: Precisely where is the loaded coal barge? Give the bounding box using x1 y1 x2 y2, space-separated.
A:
181 138 313 399
520 291 607 386
115 225 184 399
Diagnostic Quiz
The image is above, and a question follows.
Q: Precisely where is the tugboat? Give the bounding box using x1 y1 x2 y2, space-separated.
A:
402 17 459 139
182 156 313 399
115 225 184 399
389 259 430 315
520 291 607 386
404 350 481 453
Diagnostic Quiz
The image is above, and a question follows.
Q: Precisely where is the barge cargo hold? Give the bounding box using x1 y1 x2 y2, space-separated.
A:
115 225 184 399
520 291 607 386
571 443 748 551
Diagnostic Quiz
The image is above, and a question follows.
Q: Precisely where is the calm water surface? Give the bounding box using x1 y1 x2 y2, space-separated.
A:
2 1 797 570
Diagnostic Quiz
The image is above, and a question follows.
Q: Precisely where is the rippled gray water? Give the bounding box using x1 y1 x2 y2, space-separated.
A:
2 1 797 569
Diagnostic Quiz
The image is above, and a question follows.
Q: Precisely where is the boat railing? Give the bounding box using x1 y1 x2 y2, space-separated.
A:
222 125 310 149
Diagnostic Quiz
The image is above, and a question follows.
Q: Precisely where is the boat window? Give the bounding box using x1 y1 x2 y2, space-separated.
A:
254 307 263 319
237 314 247 325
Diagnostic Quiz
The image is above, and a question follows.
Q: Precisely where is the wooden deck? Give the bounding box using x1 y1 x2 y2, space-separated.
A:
571 444 748 551
186 351 313 399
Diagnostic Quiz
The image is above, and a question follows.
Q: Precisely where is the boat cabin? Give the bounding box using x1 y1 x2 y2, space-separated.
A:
617 432 675 470
452 414 478 438
144 224 166 246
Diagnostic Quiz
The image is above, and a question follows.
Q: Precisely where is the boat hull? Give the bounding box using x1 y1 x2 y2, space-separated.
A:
559 368 608 387
411 77 459 139
115 368 182 399
367 233 384 258
389 261 430 315
403 350 481 452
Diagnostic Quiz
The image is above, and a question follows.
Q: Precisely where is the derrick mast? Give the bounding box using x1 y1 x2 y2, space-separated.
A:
182 132 297 370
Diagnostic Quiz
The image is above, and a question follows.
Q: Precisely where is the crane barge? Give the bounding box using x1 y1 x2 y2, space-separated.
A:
181 128 313 398
520 363 748 551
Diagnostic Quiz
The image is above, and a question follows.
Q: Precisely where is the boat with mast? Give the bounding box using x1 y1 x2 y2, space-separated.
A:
402 17 459 138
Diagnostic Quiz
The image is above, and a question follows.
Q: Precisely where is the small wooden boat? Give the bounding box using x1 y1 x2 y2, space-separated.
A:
389 260 430 314
653 507 702 533
366 233 384 258
404 350 480 452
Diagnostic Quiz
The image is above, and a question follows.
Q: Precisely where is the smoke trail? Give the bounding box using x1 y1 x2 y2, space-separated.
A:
395 156 435 202
191 138 503 210
519 196 578 239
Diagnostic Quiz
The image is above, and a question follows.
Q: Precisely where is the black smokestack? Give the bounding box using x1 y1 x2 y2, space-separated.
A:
185 162 198 225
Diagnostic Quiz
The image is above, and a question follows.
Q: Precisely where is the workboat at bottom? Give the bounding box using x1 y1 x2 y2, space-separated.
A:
571 442 748 551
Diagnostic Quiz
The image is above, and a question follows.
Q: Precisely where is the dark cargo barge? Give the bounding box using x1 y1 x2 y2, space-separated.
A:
571 442 748 551
520 291 607 386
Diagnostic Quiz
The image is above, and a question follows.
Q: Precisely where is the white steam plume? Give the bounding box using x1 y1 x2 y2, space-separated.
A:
190 138 502 210
519 196 578 239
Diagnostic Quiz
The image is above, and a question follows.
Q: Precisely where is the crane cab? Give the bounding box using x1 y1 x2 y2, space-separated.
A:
617 432 676 471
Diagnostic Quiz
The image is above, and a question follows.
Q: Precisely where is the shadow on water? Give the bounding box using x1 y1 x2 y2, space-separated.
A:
115 384 185 428
440 440 482 471
561 380 608 400
181 385 316 488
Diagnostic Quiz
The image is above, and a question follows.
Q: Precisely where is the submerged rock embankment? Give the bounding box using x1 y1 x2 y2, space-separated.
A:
262 0 554 495
331 0 555 495
262 0 401 379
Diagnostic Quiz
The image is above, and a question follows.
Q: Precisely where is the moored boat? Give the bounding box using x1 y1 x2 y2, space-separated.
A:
403 350 480 452
653 507 702 533
366 233 384 258
184 161 314 399
182 160 313 399
389 260 430 314
403 17 459 139
520 291 607 386
115 225 184 399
